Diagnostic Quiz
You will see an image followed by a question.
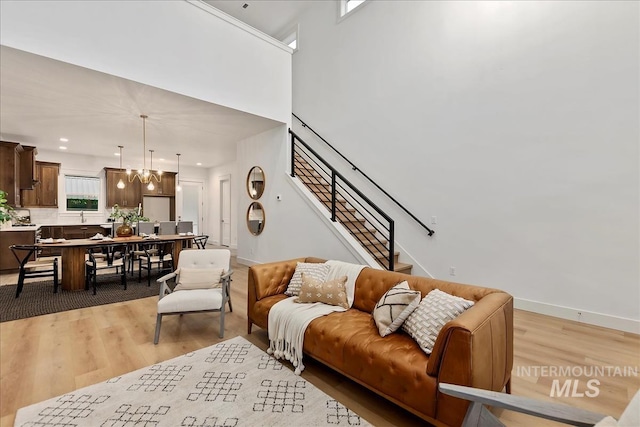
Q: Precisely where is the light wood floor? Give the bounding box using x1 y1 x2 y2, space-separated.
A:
1 256 638 427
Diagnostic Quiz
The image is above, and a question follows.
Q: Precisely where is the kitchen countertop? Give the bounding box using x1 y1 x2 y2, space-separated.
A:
0 223 115 232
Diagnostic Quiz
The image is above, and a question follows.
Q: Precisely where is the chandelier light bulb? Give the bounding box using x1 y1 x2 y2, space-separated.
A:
176 184 182 192
147 181 155 191
126 167 132 175
117 179 125 189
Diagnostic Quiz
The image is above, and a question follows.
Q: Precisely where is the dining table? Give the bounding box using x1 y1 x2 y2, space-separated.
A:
36 234 196 291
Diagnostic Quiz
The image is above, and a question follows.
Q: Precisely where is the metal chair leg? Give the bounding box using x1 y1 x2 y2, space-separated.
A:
53 258 59 293
15 269 26 298
154 314 163 344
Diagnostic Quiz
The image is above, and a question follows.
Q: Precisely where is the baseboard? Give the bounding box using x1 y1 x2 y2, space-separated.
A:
515 298 640 334
237 257 260 267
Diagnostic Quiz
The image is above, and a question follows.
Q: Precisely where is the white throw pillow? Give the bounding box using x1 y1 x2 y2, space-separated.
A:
285 262 330 296
174 267 224 291
402 289 475 355
372 281 421 337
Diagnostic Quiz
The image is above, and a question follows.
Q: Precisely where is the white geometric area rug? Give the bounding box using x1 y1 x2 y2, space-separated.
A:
15 336 370 427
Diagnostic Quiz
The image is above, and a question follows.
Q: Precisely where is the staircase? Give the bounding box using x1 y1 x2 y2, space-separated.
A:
292 151 412 274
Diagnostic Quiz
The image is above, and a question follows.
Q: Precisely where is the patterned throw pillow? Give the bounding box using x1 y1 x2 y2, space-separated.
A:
401 289 475 355
295 273 349 309
285 262 330 296
372 281 421 337
174 267 224 291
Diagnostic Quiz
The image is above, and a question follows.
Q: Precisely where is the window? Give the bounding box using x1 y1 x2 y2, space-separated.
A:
341 0 367 17
281 25 298 52
65 175 100 211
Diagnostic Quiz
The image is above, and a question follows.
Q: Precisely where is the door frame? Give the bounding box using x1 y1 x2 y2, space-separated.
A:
177 179 204 235
219 174 231 247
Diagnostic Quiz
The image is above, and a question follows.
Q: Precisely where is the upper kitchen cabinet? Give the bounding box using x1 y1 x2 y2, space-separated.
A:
19 146 37 190
0 142 21 206
105 168 141 208
21 161 60 207
142 172 176 197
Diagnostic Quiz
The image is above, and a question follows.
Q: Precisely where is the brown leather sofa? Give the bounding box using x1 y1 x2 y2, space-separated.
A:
247 257 513 427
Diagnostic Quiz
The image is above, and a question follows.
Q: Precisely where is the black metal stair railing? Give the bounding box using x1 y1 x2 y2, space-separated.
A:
292 113 434 236
289 129 395 271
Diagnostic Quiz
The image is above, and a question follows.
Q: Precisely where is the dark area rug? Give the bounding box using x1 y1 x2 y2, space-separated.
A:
0 272 170 323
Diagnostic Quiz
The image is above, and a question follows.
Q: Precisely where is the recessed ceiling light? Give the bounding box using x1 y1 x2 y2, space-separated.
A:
59 137 69 142
242 3 249 9
59 146 68 150
196 162 202 166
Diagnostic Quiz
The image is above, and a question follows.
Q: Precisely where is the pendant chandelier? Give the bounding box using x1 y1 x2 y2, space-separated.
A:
117 145 126 189
127 114 162 190
176 153 182 192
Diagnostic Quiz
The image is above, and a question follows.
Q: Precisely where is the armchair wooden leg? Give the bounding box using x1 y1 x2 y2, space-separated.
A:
247 319 253 335
505 378 511 394
154 314 163 344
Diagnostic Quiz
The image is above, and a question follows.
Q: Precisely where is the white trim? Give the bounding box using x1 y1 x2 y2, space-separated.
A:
515 298 640 334
185 0 293 54
237 256 260 267
287 173 382 269
338 0 371 23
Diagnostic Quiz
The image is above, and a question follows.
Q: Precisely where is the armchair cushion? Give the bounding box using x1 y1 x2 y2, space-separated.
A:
174 267 224 291
157 288 223 313
372 281 421 337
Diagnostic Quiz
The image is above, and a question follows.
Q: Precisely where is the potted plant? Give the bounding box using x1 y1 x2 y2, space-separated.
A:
0 190 15 229
109 204 149 237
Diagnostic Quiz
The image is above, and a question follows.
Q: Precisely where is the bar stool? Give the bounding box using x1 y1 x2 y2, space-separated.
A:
10 244 59 298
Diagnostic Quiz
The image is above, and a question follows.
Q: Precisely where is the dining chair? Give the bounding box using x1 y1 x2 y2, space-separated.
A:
192 235 209 249
128 221 157 274
176 221 193 234
138 241 174 286
10 244 59 298
84 243 128 295
154 249 233 344
158 221 176 235
137 221 155 236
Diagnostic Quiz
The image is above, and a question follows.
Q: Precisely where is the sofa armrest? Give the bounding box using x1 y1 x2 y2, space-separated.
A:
248 258 305 302
428 292 514 426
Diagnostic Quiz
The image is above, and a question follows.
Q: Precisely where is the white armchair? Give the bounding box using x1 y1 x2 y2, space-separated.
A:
154 249 233 344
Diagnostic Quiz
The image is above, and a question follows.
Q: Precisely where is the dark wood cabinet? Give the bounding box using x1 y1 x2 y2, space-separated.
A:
0 141 21 206
21 162 60 207
19 146 37 190
0 230 36 272
105 168 141 208
141 172 176 197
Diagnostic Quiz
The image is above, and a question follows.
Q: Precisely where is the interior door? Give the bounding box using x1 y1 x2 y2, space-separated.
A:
180 181 203 235
220 178 231 247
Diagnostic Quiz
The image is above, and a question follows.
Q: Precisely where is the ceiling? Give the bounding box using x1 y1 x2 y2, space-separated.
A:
0 2 311 169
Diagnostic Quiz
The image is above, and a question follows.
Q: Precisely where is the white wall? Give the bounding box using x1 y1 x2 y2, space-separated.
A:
236 125 359 265
0 0 291 123
290 1 639 330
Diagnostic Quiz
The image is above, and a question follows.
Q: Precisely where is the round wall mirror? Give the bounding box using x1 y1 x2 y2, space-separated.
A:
247 202 265 236
247 166 265 200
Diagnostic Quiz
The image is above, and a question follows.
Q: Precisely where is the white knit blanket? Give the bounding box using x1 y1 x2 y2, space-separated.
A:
267 260 366 374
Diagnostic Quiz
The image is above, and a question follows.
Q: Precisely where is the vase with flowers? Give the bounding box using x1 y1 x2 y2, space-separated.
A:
109 204 149 237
